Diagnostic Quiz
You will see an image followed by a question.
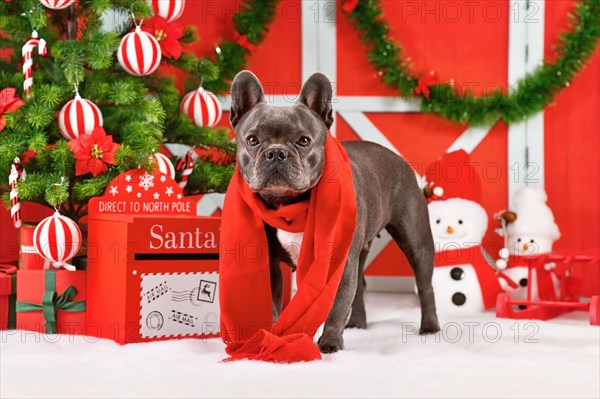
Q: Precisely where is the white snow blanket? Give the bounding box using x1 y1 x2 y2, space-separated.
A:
2 293 598 398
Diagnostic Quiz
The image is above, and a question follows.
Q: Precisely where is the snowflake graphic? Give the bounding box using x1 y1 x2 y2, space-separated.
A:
153 192 160 200
109 186 118 196
139 173 154 191
165 187 174 197
125 174 132 182
137 192 142 198
126 185 133 193
160 175 167 183
177 194 182 199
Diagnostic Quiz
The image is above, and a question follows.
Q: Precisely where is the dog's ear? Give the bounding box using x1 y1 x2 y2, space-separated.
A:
230 71 266 128
298 73 333 129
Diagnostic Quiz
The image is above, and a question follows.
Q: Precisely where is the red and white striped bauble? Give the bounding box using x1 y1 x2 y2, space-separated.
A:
33 212 82 267
117 26 162 76
180 87 222 127
58 94 103 140
151 152 175 180
39 0 75 10
148 0 186 23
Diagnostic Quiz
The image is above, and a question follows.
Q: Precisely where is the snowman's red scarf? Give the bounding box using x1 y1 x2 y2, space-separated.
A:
434 246 503 309
504 255 559 301
219 133 356 363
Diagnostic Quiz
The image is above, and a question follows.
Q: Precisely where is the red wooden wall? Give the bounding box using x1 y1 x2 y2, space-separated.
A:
544 2 600 294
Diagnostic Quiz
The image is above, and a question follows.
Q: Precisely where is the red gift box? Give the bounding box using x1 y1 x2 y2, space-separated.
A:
19 224 48 270
0 264 17 330
16 269 86 334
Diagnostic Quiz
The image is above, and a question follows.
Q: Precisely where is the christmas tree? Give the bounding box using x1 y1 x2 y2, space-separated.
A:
0 0 277 225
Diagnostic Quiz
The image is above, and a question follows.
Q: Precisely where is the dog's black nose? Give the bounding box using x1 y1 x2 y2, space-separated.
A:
265 146 288 162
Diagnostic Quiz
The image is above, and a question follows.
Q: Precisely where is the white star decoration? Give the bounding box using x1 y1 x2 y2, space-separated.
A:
153 192 160 200
160 175 167 182
165 187 174 197
109 186 118 196
137 192 142 198
132 270 137 275
126 185 132 193
125 174 132 182
177 194 182 199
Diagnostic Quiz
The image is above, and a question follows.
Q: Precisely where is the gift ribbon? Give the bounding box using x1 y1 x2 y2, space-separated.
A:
15 270 85 334
8 275 16 329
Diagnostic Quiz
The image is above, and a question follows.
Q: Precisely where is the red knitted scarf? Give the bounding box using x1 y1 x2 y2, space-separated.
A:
219 133 356 362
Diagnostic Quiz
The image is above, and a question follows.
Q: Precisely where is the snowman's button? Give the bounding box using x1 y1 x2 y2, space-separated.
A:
452 292 466 306
450 267 464 280
519 278 528 287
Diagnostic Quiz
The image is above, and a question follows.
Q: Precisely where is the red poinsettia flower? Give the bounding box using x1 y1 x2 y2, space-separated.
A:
68 126 120 177
141 16 183 60
0 88 25 131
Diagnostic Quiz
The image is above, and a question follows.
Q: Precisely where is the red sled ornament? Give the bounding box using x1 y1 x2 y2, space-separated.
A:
496 250 599 326
16 269 86 334
86 169 220 344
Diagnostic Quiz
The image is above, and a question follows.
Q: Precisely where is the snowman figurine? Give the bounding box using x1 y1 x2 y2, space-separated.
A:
424 150 503 314
496 187 561 301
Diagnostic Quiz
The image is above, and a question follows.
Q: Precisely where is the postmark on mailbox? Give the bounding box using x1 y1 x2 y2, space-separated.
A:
140 272 220 338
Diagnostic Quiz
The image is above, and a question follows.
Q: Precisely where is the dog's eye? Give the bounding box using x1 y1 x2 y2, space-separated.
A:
297 136 311 147
517 238 522 242
246 135 259 146
458 220 463 225
530 239 535 243
436 219 441 224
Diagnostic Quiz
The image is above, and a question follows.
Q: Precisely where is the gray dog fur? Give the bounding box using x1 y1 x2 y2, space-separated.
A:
229 70 440 353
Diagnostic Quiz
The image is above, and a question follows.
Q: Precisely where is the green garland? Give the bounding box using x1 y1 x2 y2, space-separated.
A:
346 0 600 126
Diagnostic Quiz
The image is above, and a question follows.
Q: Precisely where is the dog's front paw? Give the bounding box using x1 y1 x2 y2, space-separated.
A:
419 317 440 335
319 342 343 354
318 334 344 354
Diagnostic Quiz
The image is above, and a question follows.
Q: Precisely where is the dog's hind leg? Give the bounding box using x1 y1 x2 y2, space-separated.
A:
346 246 369 329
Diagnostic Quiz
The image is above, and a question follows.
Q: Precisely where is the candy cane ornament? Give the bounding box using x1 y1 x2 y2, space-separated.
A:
9 157 25 228
22 30 48 99
175 150 194 189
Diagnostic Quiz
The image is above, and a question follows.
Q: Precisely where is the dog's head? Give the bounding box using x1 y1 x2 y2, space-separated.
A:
230 71 333 204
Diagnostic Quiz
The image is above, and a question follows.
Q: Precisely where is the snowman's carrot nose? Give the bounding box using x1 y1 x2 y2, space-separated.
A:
447 226 454 234
523 243 529 250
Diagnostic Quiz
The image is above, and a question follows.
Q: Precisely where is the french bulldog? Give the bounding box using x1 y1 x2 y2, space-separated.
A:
229 70 440 353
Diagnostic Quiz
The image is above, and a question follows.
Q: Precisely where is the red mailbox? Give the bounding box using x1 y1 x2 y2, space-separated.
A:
86 169 220 344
